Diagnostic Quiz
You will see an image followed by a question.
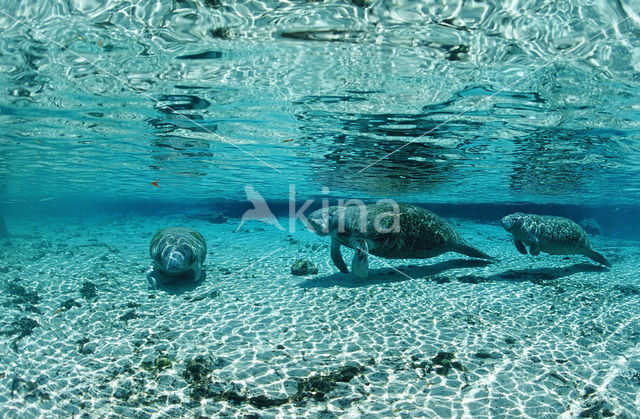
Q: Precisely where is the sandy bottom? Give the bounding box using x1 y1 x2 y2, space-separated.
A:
0 211 639 418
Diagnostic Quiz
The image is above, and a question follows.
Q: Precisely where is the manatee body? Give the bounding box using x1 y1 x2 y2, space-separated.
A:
307 203 492 278
146 226 207 288
500 213 611 267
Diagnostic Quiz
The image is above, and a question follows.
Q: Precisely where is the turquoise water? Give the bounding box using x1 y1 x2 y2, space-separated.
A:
1 0 640 206
1 1 640 417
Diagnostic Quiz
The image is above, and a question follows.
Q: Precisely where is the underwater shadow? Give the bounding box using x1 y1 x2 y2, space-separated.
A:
480 263 608 284
298 259 493 288
154 273 207 295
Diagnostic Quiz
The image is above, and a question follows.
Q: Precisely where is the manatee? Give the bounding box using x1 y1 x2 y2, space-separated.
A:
307 203 492 278
500 213 611 267
146 226 207 288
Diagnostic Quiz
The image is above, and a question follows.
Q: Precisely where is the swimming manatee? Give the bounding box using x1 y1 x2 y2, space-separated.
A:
501 213 611 267
307 203 492 278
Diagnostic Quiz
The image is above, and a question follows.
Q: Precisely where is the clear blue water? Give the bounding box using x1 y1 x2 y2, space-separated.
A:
1 1 640 417
1 0 640 209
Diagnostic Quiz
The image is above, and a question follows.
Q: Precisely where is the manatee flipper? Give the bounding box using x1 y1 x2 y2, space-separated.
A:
146 266 157 289
583 248 611 267
193 267 206 283
514 240 527 255
455 240 492 260
331 238 349 273
529 237 540 256
351 239 369 279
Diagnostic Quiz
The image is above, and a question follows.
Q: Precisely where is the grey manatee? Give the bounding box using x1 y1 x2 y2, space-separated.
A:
307 203 492 278
146 226 207 288
500 212 611 267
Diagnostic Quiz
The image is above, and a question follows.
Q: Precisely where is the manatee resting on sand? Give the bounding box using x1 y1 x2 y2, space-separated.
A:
307 203 492 278
146 226 207 288
500 213 611 267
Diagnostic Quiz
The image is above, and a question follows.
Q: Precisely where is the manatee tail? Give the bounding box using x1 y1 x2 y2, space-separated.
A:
584 248 611 267
455 241 493 260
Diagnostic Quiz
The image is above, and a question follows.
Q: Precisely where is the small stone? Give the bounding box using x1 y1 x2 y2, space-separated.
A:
76 338 95 355
59 299 81 311
186 290 220 302
292 362 365 404
189 381 224 402
333 364 363 382
154 356 173 372
291 258 318 276
6 281 40 306
222 389 245 404
2 317 39 339
432 351 455 365
183 355 212 384
118 310 137 322
432 351 456 376
583 386 597 398
79 281 97 300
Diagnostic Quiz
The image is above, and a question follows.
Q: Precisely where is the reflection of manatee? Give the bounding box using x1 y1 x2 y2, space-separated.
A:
501 213 611 267
509 131 594 197
307 203 492 278
314 140 457 195
298 109 466 195
146 227 207 288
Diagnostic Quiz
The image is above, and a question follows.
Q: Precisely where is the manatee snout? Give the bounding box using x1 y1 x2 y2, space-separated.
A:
162 247 192 273
500 214 521 232
307 208 331 236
